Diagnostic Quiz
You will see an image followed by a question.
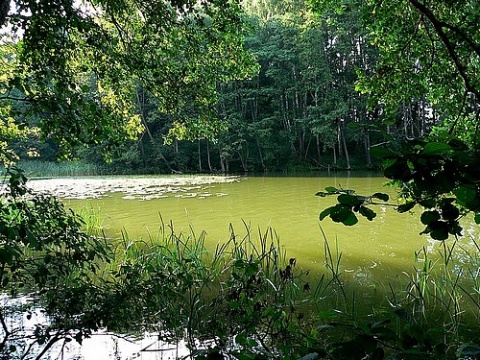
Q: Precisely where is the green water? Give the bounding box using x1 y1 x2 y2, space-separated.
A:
31 173 478 288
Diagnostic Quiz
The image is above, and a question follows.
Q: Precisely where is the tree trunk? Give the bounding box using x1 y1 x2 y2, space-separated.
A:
197 140 203 172
218 146 226 173
363 129 371 166
206 140 213 172
174 138 179 155
340 122 351 170
256 138 266 171
316 134 321 162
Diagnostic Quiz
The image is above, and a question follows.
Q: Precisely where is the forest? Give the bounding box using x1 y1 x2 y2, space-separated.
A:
2 0 480 359
2 0 442 173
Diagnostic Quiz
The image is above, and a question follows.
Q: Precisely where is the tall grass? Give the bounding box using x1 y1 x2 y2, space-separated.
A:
76 210 480 359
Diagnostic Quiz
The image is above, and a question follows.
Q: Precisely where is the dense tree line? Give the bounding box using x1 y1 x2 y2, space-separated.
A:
4 0 443 173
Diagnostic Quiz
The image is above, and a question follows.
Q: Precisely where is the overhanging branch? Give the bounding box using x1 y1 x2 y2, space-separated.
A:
408 0 480 100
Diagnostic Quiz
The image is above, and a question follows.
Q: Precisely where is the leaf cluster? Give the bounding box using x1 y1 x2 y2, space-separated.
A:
0 0 257 161
377 138 480 240
317 187 389 226
0 167 111 358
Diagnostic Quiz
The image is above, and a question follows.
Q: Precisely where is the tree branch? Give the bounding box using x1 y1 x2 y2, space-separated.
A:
408 0 480 100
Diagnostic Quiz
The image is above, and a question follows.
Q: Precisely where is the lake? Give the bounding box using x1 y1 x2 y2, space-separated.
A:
29 172 478 287
20 173 480 359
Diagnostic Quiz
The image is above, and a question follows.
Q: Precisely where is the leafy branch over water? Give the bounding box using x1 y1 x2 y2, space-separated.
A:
318 138 480 241
316 187 390 226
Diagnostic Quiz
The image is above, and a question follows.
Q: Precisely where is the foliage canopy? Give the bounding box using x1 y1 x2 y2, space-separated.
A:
310 0 480 240
0 0 256 162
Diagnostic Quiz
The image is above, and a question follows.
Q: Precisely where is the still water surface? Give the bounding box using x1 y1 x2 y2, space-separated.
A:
27 173 480 359
31 172 478 285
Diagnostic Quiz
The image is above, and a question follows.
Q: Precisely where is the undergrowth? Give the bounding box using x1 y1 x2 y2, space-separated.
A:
75 210 480 359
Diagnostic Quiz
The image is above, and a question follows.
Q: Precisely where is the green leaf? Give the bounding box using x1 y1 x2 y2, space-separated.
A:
371 192 389 202
397 202 416 213
428 221 449 241
441 203 459 221
330 205 358 226
343 213 359 226
337 194 363 207
456 344 480 357
319 207 333 221
420 210 440 225
74 331 83 345
359 206 376 221
329 204 349 222
454 185 480 210
370 146 393 159
474 213 480 224
325 186 338 193
422 142 452 155
419 199 436 208
383 158 412 181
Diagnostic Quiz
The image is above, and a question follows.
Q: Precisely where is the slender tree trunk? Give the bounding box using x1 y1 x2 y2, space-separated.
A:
138 137 147 168
237 151 248 172
316 134 321 162
333 145 337 167
337 122 343 158
197 140 203 172
206 140 213 172
218 146 226 173
304 135 312 159
0 1 10 28
339 122 351 169
174 138 179 155
364 130 371 166
256 138 266 171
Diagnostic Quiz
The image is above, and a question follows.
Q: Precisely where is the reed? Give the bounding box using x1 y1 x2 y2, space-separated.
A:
76 211 480 359
12 160 106 177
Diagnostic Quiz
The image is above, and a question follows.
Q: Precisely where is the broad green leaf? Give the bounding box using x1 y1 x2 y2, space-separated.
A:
397 202 416 213
371 192 389 202
457 344 480 357
428 221 449 241
422 142 452 155
420 210 440 225
319 207 333 221
419 199 435 208
359 206 376 221
342 213 359 226
370 146 393 159
325 186 338 193
474 213 480 224
454 185 480 210
337 194 362 207
329 204 358 225
441 203 459 221
383 158 412 181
